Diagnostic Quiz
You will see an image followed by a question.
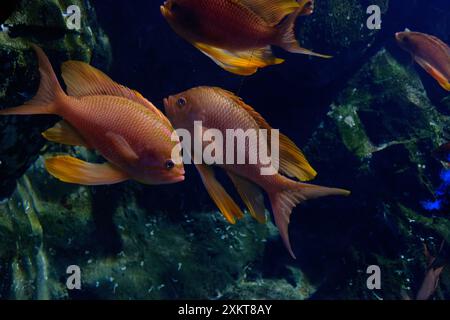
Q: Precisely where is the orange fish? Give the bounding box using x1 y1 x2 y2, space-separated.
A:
396 31 450 91
161 0 330 75
416 241 446 300
0 45 185 185
164 86 350 258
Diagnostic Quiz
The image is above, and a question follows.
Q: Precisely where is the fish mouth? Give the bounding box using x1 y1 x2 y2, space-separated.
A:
171 174 185 183
169 170 185 183
395 32 402 41
163 96 174 113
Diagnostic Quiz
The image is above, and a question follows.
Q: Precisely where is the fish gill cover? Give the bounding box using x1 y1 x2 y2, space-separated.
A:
0 0 449 301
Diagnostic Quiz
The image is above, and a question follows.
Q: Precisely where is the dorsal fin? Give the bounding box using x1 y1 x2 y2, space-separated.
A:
237 0 300 25
426 34 450 55
61 61 171 126
217 88 317 181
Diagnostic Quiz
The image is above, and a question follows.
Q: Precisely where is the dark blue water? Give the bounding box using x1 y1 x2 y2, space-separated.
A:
0 0 449 300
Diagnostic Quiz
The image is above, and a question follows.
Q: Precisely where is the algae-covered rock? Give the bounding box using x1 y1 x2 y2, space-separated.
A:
295 48 450 300
0 0 111 199
293 0 390 86
0 157 271 299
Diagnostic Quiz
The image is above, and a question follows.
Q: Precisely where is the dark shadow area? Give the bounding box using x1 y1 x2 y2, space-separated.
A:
89 185 124 256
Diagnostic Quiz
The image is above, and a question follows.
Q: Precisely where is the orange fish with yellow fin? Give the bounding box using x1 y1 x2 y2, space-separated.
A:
161 0 330 75
0 45 185 186
164 86 350 258
396 30 450 91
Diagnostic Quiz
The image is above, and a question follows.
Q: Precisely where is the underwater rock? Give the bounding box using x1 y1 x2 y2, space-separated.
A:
292 0 390 87
0 0 111 199
0 157 271 299
292 48 450 299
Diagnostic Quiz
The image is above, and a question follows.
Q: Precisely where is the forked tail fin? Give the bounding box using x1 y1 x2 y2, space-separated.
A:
268 177 350 258
276 0 332 58
0 44 64 116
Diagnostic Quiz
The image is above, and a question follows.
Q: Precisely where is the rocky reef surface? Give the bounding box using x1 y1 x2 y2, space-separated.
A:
0 0 449 299
0 0 111 199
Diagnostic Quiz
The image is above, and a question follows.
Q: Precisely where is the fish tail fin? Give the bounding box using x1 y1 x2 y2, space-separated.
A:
0 44 64 116
267 177 350 259
275 0 332 59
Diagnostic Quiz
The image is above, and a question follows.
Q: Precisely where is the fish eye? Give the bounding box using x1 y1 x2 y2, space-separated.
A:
165 159 175 170
177 97 187 108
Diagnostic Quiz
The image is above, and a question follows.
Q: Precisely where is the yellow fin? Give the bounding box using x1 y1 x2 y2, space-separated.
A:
278 133 317 181
45 156 129 185
414 57 450 91
194 43 284 76
216 88 317 181
61 61 170 124
195 164 244 224
238 0 300 25
443 81 450 91
42 121 90 148
105 132 139 163
227 172 267 223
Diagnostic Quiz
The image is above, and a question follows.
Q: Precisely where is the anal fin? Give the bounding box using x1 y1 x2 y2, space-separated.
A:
42 121 90 148
227 172 267 223
195 164 244 224
45 156 129 185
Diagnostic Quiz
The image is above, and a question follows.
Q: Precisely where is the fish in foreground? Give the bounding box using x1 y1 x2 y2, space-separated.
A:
0 45 184 185
416 241 446 300
396 31 450 91
161 0 330 76
164 86 350 258
402 241 447 300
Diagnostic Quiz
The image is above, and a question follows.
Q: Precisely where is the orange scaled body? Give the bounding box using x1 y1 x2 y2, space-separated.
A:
0 45 184 186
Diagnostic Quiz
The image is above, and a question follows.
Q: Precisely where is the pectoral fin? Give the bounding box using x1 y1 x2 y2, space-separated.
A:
227 172 267 223
194 43 284 76
45 156 129 185
42 121 90 148
105 132 139 163
195 164 244 224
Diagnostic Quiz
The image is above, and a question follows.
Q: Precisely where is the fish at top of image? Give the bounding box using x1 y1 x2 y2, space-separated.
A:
164 86 350 258
0 45 185 186
160 0 331 76
396 30 450 91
